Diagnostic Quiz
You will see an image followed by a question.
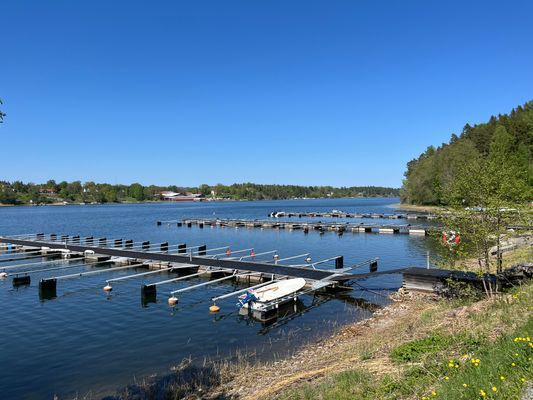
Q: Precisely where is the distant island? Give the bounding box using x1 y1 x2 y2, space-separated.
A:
0 181 399 205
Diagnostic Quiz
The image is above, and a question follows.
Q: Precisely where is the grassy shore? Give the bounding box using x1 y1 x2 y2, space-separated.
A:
210 246 532 400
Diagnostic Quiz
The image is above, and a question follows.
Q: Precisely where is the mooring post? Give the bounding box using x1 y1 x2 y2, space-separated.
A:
36 233 45 240
141 284 157 298
370 259 378 272
85 236 94 245
335 256 344 269
142 241 150 250
99 237 107 247
160 242 169 252
199 222 204 229
125 240 133 248
198 244 207 256
50 233 57 241
156 221 162 226
13 276 31 286
114 239 123 248
177 243 187 254
177 222 182 227
72 235 80 244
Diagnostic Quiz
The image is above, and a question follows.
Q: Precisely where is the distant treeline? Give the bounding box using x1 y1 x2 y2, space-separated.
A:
401 101 532 205
0 181 399 205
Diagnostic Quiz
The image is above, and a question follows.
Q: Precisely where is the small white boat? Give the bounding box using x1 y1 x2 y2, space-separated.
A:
239 278 306 309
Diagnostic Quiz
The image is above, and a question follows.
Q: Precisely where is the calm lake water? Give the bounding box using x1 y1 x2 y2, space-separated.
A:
0 198 433 399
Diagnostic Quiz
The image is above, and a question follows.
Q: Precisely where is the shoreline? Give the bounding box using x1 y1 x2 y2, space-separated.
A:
388 202 443 213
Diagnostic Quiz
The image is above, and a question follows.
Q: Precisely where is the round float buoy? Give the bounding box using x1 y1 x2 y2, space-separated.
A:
209 304 220 313
0 272 7 279
168 296 178 306
305 257 312 263
103 284 112 292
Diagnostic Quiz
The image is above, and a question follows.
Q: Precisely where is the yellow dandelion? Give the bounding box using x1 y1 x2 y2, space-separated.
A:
444 376 449 380
521 378 526 382
480 389 486 397
514 353 519 356
455 364 459 368
512 363 516 367
500 376 505 380
431 391 437 397
492 386 497 392
463 383 468 387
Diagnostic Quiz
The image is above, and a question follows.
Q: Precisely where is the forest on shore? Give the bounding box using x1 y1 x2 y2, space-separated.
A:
401 101 532 206
0 181 399 205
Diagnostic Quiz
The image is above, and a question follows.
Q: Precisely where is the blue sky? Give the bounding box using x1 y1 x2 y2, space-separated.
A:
1 0 532 188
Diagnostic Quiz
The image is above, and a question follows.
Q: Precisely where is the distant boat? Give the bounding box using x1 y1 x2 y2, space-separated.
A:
238 278 306 310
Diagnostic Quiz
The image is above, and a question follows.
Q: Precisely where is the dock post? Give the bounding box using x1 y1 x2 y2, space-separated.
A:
141 284 157 298
125 240 133 248
114 239 123 248
85 236 94 245
39 278 57 300
199 222 204 229
50 233 57 241
36 233 45 240
198 244 207 256
13 276 31 286
177 243 187 254
177 222 182 227
72 235 80 244
370 260 378 272
142 241 150 250
98 238 107 247
156 221 162 226
335 256 344 269
160 242 169 252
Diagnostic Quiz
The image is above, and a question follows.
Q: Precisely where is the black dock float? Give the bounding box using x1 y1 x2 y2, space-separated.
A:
160 242 169 252
141 284 157 298
198 244 207 256
335 256 344 269
39 278 57 299
13 276 31 286
177 243 187 254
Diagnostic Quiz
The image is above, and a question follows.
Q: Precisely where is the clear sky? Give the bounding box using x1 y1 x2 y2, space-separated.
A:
1 0 532 188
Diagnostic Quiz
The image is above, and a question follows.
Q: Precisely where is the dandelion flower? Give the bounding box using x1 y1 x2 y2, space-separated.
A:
492 386 497 392
500 376 505 381
512 363 516 367
431 391 437 396
444 376 449 380
480 389 486 397
463 383 468 388
521 378 526 382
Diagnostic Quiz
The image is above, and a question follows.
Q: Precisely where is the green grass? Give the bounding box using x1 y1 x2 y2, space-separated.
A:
278 284 532 400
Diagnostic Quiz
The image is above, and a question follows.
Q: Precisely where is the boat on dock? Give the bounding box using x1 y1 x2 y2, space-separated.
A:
238 277 306 311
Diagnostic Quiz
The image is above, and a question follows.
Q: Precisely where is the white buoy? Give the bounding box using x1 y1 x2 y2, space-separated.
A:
168 296 178 306
103 284 112 292
305 257 312 263
0 272 7 279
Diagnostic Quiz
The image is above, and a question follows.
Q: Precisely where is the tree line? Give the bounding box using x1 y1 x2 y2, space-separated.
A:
401 101 532 206
0 180 399 205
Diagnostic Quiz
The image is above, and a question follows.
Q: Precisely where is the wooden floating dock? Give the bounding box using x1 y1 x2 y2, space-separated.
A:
1 233 500 322
159 218 429 235
267 210 438 220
